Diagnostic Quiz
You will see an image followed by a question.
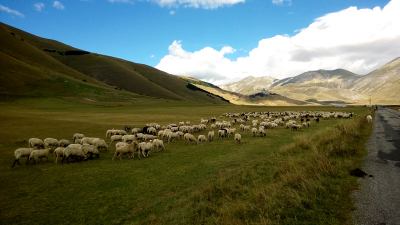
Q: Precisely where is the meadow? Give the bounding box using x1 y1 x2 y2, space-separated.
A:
0 98 372 225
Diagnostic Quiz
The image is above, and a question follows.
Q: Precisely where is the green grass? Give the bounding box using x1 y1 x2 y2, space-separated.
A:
0 98 372 225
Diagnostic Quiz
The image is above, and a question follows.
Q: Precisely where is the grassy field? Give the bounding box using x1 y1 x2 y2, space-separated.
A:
0 98 372 225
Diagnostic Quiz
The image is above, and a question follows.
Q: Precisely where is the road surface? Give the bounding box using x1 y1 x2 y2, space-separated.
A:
353 107 400 225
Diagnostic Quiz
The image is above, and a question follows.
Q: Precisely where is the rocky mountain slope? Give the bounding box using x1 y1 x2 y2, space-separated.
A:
221 76 278 95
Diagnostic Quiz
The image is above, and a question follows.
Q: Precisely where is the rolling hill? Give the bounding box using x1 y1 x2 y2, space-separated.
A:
0 23 226 104
221 76 278 95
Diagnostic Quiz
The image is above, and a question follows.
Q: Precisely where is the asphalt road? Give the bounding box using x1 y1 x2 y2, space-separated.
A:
353 107 400 225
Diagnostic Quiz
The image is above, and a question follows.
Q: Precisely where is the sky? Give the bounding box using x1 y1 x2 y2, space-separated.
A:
1 0 399 84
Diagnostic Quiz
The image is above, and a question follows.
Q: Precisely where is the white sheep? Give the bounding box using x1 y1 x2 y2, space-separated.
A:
53 147 65 164
28 138 44 149
59 139 70 147
131 128 141 134
366 115 373 123
184 133 197 144
251 128 258 137
29 148 50 163
63 144 87 163
73 133 85 142
147 127 157 135
218 129 227 138
152 139 165 152
208 131 215 142
234 133 241 144
12 148 33 167
113 141 138 160
93 138 108 151
82 144 100 159
122 135 136 143
138 142 153 157
110 135 123 145
198 135 207 143
44 138 59 149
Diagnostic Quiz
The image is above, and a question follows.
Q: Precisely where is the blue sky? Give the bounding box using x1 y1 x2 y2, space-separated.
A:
1 0 398 83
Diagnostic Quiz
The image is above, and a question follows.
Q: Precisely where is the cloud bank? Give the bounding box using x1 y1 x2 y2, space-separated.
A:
0 4 24 17
156 0 400 84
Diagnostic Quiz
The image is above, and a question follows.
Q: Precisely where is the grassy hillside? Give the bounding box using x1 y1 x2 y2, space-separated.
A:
0 23 226 104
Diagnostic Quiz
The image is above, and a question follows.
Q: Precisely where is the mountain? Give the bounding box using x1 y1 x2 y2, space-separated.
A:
351 57 400 104
0 22 226 104
221 76 278 95
184 77 309 106
269 69 363 103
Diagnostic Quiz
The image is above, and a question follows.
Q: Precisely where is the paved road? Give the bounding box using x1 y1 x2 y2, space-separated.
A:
353 107 400 225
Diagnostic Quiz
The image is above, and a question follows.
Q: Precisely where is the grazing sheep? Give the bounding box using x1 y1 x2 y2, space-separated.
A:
29 148 50 164
63 144 87 163
44 138 59 149
73 133 85 142
59 139 70 147
184 133 197 144
122 135 136 143
234 133 241 144
251 128 258 137
74 138 82 144
12 148 33 167
53 147 65 164
218 129 227 138
81 137 98 145
366 115 373 123
152 139 165 152
110 135 123 145
113 141 138 160
138 142 153 157
198 135 207 143
208 131 215 142
131 128 141 134
258 127 266 137
28 138 44 149
147 127 157 135
93 138 108 151
82 144 99 159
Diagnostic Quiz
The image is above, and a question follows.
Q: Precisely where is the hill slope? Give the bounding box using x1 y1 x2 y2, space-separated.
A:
221 76 278 95
0 23 226 104
351 58 400 104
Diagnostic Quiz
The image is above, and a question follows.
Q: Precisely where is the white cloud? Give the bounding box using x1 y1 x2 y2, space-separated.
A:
152 0 245 9
34 2 45 12
156 0 400 84
169 10 176 15
0 4 24 17
272 0 291 6
53 1 65 10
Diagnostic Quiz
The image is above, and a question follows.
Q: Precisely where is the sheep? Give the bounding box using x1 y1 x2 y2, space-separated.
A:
59 139 70 147
82 144 100 159
258 127 266 137
53 147 65 164
29 148 50 164
63 144 87 163
218 129 227 138
131 128 141 134
138 142 153 157
184 133 197 144
28 138 44 149
110 135 123 145
73 133 85 142
234 133 241 144
144 134 157 141
147 127 157 135
251 128 258 137
122 135 136 143
152 139 165 152
198 135 207 143
44 138 59 150
366 115 373 123
208 131 215 142
12 148 33 167
113 141 138 160
93 138 108 151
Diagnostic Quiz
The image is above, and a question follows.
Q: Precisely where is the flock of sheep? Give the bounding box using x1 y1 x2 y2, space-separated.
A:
11 110 358 168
